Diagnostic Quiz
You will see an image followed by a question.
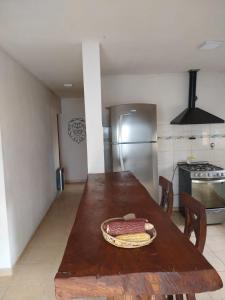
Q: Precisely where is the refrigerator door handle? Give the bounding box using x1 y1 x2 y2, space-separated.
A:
119 143 125 171
112 141 157 145
118 115 125 171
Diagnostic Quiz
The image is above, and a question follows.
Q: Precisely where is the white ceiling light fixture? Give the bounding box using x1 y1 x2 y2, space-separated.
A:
199 40 224 50
64 83 73 87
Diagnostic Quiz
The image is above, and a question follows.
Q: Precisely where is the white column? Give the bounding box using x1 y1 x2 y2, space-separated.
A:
82 41 105 173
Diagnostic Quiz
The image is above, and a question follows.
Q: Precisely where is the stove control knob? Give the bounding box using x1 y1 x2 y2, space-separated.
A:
221 173 224 177
198 173 202 177
217 173 220 176
208 173 211 177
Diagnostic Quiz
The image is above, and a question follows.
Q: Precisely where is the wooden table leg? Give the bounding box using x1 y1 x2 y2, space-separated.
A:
107 296 167 300
186 294 196 300
175 295 183 300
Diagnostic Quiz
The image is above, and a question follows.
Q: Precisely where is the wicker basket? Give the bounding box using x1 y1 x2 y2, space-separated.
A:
101 217 157 248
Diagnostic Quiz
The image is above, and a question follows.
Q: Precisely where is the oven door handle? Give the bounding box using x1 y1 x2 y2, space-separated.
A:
208 208 225 214
192 179 225 184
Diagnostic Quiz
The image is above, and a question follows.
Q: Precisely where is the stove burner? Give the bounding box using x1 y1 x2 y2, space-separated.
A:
188 164 221 171
178 162 225 179
179 163 222 171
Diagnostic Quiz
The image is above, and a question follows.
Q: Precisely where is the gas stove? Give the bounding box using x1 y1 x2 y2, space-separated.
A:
178 161 225 224
178 162 225 179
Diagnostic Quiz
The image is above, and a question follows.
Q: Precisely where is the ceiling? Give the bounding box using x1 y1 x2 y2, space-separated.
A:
0 0 225 97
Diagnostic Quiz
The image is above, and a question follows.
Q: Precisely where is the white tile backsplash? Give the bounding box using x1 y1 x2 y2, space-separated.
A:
191 124 210 135
210 137 225 150
158 165 174 182
157 122 225 208
173 138 192 151
210 150 225 163
171 124 192 135
157 138 173 152
210 123 225 135
173 150 190 162
158 151 173 163
191 137 210 150
191 150 211 161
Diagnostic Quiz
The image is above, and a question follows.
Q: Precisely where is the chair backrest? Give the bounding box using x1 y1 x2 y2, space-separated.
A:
159 176 173 217
181 192 207 253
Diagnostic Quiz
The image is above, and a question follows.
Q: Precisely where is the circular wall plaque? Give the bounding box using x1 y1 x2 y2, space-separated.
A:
68 118 86 144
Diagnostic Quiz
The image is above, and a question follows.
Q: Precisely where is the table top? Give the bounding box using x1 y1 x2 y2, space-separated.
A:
55 171 222 299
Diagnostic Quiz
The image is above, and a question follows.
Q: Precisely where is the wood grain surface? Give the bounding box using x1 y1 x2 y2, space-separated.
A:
55 171 222 299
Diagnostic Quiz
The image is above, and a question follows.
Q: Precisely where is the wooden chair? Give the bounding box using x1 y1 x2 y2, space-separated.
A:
174 192 207 300
159 176 173 218
158 178 173 299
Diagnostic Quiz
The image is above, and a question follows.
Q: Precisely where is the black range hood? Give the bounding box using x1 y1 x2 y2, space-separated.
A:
170 70 224 125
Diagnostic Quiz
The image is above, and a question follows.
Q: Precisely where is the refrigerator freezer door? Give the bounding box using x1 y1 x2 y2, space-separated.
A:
110 104 157 144
112 142 158 198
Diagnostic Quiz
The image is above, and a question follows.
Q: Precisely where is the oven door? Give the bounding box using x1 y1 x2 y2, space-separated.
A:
191 178 225 224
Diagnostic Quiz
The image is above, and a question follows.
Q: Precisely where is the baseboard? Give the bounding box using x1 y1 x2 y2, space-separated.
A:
0 268 13 276
65 179 86 184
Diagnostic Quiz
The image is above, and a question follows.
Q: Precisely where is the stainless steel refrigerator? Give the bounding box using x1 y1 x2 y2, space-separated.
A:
104 103 158 199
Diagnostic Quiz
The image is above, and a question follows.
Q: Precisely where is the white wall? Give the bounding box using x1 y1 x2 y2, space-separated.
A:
0 48 60 269
0 130 11 271
102 72 225 207
102 72 225 123
59 98 87 182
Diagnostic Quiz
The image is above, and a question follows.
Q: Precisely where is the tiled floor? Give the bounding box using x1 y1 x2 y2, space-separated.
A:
0 184 84 300
0 184 224 299
172 213 225 300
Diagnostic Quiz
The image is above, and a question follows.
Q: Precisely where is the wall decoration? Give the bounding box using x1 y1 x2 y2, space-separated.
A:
68 118 86 143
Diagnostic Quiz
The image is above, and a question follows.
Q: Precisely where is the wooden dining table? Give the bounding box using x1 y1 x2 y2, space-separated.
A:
54 171 223 299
